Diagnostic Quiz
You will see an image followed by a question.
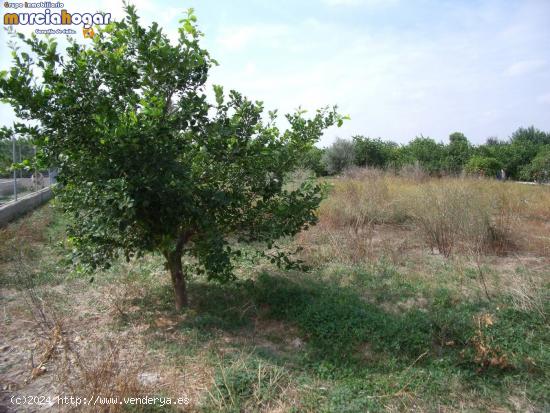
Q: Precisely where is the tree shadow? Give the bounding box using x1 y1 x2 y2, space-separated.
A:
168 272 461 370
108 269 547 412
123 270 542 382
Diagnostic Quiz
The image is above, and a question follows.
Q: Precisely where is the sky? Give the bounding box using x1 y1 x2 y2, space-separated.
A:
1 0 549 147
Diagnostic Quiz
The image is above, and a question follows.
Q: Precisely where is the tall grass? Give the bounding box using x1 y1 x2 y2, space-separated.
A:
410 179 518 256
300 169 550 262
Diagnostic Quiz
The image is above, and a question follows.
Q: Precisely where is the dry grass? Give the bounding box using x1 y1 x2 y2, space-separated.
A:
206 351 295 413
300 170 550 265
1 178 548 412
409 179 519 257
57 337 148 413
503 269 548 319
0 205 54 264
320 168 412 229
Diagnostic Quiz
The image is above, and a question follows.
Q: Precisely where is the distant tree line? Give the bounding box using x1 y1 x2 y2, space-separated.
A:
3 126 549 183
299 126 550 182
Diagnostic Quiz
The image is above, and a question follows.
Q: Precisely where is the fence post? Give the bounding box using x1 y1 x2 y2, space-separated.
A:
12 135 17 201
18 143 22 179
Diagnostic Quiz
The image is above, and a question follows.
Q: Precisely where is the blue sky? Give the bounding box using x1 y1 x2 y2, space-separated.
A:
1 0 549 146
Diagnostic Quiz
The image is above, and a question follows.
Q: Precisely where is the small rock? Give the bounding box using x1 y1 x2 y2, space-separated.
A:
0 345 10 352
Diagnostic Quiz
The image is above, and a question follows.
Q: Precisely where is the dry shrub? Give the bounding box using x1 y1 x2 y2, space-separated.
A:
508 183 550 221
340 166 386 181
329 226 375 264
298 170 548 267
516 222 550 257
299 169 395 265
320 169 408 230
31 322 64 380
396 162 429 182
498 183 550 256
12 265 144 412
10 248 150 412
488 186 520 254
58 339 147 413
410 179 518 257
468 313 510 370
105 272 149 319
413 181 475 256
11 246 59 333
297 222 416 267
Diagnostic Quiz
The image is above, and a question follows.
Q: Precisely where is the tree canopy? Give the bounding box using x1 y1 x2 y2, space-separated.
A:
520 145 550 183
0 5 345 309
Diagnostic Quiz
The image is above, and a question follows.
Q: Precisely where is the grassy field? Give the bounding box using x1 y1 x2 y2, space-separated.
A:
1 172 549 412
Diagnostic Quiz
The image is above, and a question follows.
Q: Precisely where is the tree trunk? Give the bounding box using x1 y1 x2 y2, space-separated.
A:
167 253 188 310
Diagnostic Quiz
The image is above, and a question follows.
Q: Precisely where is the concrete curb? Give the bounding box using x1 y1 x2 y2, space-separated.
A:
0 187 52 227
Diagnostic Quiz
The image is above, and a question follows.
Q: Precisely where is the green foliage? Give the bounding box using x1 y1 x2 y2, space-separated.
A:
254 273 433 361
0 133 36 177
475 139 512 173
400 136 445 174
503 126 550 179
465 155 502 177
254 270 549 381
317 126 549 180
0 205 69 288
298 146 327 176
322 138 355 175
443 132 472 174
352 135 398 169
0 6 344 301
510 126 550 146
520 145 550 182
0 128 11 174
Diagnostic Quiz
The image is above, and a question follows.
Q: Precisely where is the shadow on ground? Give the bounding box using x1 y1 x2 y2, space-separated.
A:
118 270 547 380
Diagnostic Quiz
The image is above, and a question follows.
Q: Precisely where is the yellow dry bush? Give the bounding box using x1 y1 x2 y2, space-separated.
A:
302 169 550 262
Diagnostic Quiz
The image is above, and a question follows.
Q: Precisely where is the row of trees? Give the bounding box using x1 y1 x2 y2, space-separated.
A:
302 127 550 181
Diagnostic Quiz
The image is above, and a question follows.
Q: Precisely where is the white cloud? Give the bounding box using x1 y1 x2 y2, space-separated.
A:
506 59 546 77
217 26 257 51
216 24 289 52
537 93 550 104
210 1 550 145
